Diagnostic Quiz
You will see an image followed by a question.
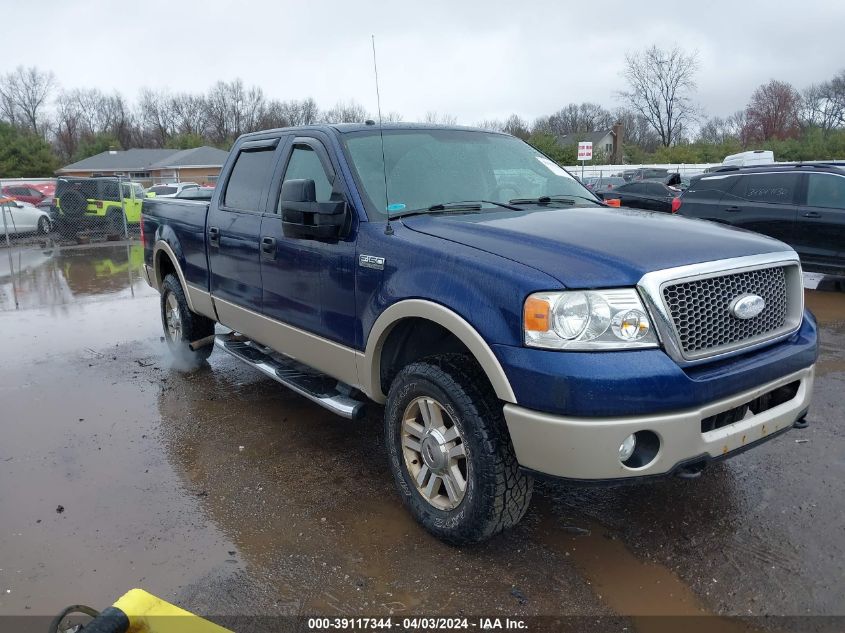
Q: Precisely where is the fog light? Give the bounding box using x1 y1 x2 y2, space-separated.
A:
619 434 637 462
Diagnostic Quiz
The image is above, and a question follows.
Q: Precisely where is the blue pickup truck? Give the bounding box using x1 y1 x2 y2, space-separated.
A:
141 124 817 544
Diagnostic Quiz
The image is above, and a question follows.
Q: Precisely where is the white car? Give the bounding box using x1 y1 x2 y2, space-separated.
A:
1 200 52 235
147 182 200 198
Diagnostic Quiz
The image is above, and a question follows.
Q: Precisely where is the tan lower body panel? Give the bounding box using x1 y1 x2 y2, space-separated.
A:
186 284 217 321
504 365 814 480
212 297 364 392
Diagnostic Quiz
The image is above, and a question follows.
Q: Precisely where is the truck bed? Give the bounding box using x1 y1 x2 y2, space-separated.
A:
141 197 211 292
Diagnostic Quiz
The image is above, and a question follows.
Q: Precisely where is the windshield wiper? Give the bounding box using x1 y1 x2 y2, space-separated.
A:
508 194 600 206
389 200 519 219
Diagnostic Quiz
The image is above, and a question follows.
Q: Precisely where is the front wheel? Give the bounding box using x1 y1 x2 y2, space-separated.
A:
385 354 533 544
160 274 215 368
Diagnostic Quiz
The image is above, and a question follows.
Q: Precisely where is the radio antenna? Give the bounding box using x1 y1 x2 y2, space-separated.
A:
371 35 393 235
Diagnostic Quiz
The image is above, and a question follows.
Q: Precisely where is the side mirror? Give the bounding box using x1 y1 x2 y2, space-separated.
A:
280 179 346 240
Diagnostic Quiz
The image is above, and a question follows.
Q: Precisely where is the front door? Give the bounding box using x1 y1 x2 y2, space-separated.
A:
795 172 845 272
261 135 358 348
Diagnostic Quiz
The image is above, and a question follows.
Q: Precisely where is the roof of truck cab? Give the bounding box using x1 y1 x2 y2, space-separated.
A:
237 123 510 139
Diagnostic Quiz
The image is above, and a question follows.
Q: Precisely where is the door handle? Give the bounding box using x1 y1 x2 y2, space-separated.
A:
260 236 276 260
725 206 741 213
801 211 822 219
208 226 220 247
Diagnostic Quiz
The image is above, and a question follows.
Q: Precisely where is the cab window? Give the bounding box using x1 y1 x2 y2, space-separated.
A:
737 173 800 205
277 145 334 212
224 147 277 211
807 174 845 210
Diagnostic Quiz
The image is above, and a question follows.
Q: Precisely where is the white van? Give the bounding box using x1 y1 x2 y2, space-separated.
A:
722 150 775 167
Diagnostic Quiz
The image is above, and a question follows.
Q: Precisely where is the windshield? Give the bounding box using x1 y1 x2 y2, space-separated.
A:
342 129 597 219
151 186 177 195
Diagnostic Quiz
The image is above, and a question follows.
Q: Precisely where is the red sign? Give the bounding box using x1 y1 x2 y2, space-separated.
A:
577 141 593 161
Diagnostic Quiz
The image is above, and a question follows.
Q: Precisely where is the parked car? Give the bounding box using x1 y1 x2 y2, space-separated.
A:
54 177 145 235
598 180 682 213
722 150 774 168
147 182 200 198
677 164 845 275
141 123 816 544
590 176 626 193
1 184 48 206
622 168 669 182
175 186 215 200
0 198 53 235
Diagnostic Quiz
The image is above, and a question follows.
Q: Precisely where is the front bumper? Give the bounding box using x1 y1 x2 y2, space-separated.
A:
503 365 814 480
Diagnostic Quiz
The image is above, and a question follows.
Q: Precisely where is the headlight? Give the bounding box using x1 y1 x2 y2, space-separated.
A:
523 289 660 350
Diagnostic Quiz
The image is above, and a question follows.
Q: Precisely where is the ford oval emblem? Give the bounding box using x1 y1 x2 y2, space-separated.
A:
730 294 766 319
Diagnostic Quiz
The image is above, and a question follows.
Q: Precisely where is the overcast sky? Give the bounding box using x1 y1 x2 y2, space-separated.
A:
3 0 844 125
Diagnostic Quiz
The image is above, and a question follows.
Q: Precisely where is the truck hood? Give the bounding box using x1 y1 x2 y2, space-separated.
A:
400 206 790 288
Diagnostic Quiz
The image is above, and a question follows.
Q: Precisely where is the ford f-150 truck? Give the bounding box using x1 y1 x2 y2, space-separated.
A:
141 124 817 544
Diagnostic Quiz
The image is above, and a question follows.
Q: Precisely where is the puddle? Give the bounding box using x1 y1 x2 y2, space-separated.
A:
805 289 845 327
0 331 237 618
0 242 145 311
534 508 756 633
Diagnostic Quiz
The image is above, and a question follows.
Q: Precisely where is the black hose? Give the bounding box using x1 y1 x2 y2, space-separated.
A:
48 605 100 633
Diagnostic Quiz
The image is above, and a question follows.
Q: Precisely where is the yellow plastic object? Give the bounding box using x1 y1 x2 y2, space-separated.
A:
112 588 233 633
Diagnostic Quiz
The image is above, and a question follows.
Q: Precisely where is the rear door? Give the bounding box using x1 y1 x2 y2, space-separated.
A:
207 137 281 312
719 172 801 243
641 182 673 212
794 172 845 271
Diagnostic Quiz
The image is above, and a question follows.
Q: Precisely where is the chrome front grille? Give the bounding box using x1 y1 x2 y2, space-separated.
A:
662 266 788 356
637 252 804 365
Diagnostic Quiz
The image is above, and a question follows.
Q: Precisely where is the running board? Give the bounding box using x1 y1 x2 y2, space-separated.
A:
215 333 366 420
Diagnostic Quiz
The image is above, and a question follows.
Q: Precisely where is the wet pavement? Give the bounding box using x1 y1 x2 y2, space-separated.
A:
0 243 843 632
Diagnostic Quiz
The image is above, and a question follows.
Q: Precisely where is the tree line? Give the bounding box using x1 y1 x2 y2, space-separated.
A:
1 45 844 177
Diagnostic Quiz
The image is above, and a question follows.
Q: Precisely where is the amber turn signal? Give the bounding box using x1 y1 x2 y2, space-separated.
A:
524 296 550 332
604 198 621 207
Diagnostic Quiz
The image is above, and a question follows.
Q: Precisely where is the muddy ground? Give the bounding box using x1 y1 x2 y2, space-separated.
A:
0 244 843 632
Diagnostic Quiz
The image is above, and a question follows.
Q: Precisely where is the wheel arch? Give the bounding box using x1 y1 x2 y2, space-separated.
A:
152 241 196 312
362 300 517 405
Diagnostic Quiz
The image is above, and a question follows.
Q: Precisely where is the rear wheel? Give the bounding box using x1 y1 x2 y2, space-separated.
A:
160 274 215 368
385 353 532 544
107 210 126 237
37 216 51 235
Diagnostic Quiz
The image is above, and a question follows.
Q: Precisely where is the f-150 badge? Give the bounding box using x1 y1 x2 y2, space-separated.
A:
359 255 385 270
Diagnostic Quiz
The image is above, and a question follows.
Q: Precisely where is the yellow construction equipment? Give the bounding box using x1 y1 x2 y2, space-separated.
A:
50 588 234 633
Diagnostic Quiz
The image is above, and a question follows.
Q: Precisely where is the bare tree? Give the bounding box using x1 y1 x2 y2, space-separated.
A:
476 119 505 131
203 79 267 143
323 100 370 123
424 111 457 125
278 98 321 126
0 66 55 134
696 116 739 144
137 88 176 147
800 72 845 131
619 45 700 147
502 114 530 139
612 107 661 151
170 93 208 137
743 79 801 142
